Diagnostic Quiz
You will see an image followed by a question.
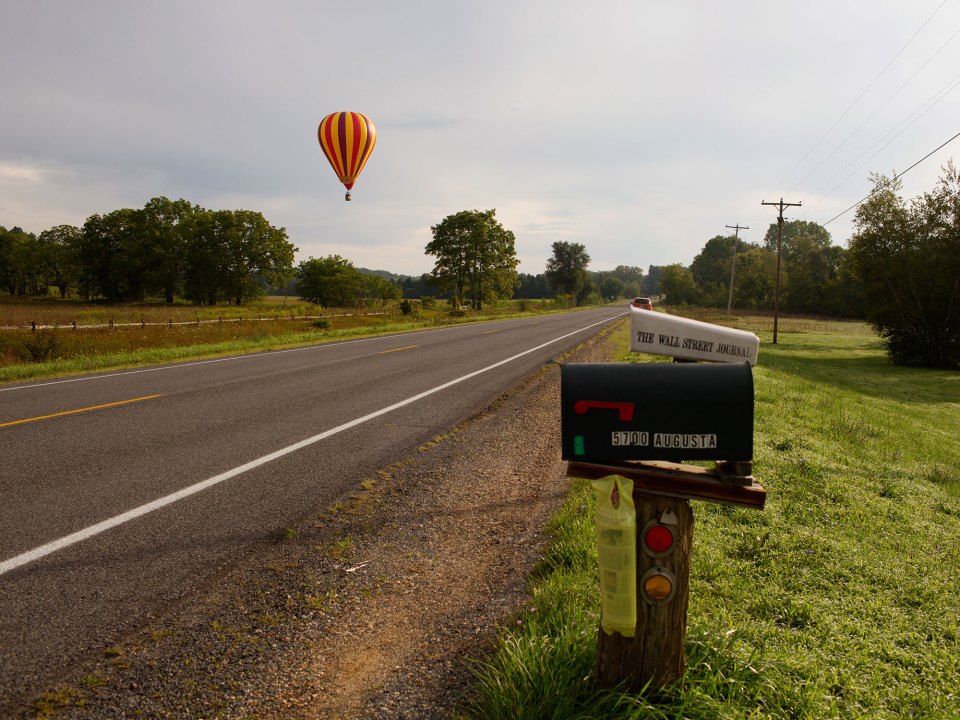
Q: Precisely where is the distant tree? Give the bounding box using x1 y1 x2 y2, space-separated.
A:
297 255 364 306
184 209 295 305
140 197 197 304
659 264 698 305
762 219 832 263
36 224 82 298
731 248 778 309
80 208 144 300
399 273 443 299
545 241 591 304
426 209 519 310
849 167 960 367
361 273 402 307
691 235 738 286
514 272 549 299
599 274 626 300
1 226 43 295
642 265 665 295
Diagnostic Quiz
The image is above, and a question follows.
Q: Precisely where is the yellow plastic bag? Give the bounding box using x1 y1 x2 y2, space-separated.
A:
593 475 636 637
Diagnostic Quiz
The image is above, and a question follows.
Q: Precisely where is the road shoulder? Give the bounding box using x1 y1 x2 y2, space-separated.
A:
55 324 619 719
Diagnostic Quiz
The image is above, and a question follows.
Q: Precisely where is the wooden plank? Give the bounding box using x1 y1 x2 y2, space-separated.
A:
567 460 766 509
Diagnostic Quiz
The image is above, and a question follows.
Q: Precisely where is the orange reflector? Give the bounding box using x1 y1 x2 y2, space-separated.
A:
644 573 673 601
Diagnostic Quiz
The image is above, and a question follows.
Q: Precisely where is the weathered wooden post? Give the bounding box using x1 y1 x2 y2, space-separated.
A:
561 309 766 691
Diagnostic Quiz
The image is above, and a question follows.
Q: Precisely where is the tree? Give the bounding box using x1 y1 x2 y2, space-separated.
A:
514 272 549 299
545 241 591 304
659 264 698 305
184 209 295 305
1 226 44 295
690 235 737 286
762 219 832 264
80 208 146 301
607 265 644 297
140 197 197 304
849 167 960 368
426 209 519 310
599 274 626 300
642 266 665 295
361 273 402 307
296 255 364 306
731 248 778 310
36 225 82 297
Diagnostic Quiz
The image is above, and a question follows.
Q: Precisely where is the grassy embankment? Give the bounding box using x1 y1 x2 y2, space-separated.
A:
461 312 960 719
0 296 574 384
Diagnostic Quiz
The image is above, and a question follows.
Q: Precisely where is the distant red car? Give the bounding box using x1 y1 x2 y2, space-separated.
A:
631 297 653 310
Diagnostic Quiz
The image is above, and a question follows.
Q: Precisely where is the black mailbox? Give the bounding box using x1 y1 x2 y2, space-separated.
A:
561 362 753 463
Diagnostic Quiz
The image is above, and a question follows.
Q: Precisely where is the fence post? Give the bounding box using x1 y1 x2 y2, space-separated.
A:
595 491 693 691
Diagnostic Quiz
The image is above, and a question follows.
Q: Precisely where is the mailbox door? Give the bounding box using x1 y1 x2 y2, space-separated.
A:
561 362 753 463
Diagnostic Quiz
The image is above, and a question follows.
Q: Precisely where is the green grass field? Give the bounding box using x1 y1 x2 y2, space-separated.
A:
460 315 960 719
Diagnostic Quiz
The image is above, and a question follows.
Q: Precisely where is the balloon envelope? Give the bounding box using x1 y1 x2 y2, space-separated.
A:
317 112 377 191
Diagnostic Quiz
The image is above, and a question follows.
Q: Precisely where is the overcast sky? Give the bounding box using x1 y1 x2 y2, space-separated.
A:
3 1 959 276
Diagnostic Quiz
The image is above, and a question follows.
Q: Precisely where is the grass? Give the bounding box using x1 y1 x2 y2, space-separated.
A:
459 312 960 719
0 296 580 384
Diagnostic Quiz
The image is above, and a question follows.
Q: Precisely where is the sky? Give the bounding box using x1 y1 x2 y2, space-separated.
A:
2 1 960 277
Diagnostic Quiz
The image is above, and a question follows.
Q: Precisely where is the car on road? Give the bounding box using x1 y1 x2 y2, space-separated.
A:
631 297 653 310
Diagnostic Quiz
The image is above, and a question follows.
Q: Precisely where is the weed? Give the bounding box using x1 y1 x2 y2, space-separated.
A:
325 538 353 559
79 673 105 688
29 687 83 717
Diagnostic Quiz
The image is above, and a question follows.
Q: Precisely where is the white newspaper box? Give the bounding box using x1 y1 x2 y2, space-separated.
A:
629 308 759 365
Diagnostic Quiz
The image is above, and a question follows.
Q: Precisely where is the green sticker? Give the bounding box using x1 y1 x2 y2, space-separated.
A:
574 435 585 456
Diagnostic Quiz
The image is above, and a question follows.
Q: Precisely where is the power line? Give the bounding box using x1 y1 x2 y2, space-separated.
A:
786 23 960 196
775 0 947 191
806 69 960 209
822 128 960 226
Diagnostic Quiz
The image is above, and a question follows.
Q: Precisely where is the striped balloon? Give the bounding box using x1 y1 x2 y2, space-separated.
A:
317 112 377 199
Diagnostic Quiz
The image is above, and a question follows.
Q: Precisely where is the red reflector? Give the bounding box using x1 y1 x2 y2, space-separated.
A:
644 525 674 553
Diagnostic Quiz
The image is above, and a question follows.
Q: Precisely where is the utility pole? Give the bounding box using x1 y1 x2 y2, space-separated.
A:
761 198 801 344
725 223 748 315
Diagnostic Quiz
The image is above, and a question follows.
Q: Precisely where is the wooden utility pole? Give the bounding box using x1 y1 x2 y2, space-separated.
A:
761 198 801 344
724 223 748 315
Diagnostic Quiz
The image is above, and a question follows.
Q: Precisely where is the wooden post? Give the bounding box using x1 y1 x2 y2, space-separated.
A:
596 491 693 691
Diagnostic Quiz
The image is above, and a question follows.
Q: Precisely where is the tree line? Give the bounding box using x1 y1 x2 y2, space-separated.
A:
657 220 864 318
0 197 296 305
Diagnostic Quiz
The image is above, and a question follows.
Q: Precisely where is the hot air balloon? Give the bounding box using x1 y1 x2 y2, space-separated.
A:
317 111 377 201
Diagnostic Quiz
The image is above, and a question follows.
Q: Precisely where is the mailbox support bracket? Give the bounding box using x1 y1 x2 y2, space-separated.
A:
567 459 765 510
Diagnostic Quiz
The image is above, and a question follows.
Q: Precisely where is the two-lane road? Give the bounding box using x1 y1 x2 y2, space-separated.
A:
0 307 624 712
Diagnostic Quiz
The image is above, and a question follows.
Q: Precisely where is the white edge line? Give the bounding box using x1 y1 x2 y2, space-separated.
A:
0 313 623 576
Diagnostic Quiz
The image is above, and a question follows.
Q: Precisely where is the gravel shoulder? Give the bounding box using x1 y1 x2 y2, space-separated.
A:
45 324 619 720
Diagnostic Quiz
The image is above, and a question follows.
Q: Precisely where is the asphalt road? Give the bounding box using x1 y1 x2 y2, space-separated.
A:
0 306 624 713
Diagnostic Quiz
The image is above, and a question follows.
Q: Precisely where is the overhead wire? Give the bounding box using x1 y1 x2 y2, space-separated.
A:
786 23 960 197
806 69 960 211
774 0 947 192
821 127 960 226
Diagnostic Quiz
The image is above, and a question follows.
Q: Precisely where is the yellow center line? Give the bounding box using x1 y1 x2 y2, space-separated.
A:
379 345 417 354
0 394 162 428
